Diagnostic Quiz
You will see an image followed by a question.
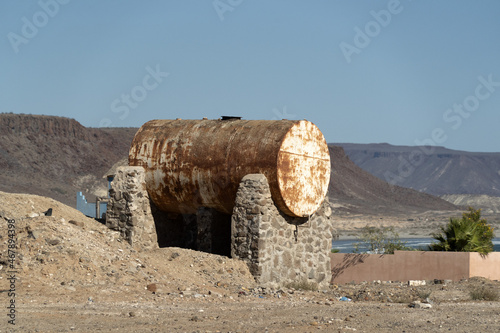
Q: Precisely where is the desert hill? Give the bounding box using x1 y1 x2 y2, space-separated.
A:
0 113 456 216
335 143 500 197
0 190 255 304
0 113 136 205
440 194 500 214
327 145 457 215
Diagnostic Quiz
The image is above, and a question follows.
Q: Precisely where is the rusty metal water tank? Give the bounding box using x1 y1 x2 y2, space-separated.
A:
129 118 331 217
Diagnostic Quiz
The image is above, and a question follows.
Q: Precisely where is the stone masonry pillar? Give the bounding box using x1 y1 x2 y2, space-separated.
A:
231 174 334 289
106 166 158 250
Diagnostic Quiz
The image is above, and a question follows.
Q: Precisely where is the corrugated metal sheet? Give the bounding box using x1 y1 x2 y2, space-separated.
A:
76 192 107 219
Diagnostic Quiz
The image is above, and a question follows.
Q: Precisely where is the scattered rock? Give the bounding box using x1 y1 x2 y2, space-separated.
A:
29 230 41 239
410 301 432 309
46 238 61 246
408 280 426 286
69 220 85 227
146 283 157 293
181 290 197 296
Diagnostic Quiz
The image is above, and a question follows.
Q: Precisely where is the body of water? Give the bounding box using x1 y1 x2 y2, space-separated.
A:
332 238 500 253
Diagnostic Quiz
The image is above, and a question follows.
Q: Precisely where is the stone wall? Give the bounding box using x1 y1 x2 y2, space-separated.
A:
231 174 334 289
331 251 500 284
105 169 335 289
105 166 158 250
105 166 231 255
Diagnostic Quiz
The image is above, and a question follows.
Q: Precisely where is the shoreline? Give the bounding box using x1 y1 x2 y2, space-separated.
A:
336 230 434 241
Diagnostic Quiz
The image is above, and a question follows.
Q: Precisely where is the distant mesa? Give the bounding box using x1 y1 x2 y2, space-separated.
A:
333 142 500 198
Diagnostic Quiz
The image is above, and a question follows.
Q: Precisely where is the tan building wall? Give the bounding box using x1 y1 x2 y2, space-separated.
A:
330 251 500 284
469 252 500 280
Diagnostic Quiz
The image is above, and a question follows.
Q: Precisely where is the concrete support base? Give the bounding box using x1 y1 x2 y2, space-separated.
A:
231 174 334 289
105 168 334 288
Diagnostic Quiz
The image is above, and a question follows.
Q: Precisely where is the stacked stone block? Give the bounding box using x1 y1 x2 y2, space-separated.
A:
105 169 334 288
105 166 158 250
231 174 334 289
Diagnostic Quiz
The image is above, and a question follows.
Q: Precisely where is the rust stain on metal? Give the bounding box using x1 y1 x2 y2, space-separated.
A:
277 120 331 216
129 119 331 217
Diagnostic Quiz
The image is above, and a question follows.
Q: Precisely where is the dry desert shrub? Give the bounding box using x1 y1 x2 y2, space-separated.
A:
415 287 432 300
469 286 499 301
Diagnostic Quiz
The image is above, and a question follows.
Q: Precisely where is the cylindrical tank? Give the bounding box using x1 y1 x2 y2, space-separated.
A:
129 118 331 217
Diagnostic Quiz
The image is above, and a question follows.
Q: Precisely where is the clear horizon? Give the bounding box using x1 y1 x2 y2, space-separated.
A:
2 1 500 152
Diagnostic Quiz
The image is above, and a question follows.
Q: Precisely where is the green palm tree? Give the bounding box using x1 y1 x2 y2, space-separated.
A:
429 207 495 256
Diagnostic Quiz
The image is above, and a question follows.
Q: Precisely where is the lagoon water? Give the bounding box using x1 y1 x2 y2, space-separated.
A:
332 238 500 253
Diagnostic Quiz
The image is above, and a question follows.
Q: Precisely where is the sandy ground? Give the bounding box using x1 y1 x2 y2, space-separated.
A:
1 191 499 332
7 281 500 333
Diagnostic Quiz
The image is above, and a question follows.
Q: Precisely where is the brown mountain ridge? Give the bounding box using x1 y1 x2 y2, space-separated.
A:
335 143 500 197
0 113 456 216
0 113 136 205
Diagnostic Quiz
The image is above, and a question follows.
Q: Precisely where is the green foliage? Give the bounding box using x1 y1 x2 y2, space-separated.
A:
352 226 413 254
331 248 340 253
429 207 495 256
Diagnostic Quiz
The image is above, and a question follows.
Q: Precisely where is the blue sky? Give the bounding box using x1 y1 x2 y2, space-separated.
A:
2 0 500 152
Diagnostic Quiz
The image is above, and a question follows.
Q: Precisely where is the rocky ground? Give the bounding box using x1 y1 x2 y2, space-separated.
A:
1 191 499 332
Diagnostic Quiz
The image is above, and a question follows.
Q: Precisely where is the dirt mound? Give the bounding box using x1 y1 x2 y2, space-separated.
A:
0 113 136 206
0 191 255 301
